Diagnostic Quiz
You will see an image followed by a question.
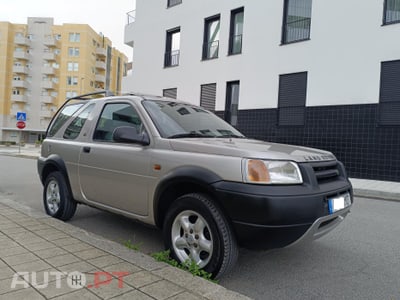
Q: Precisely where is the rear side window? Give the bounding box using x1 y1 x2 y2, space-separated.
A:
93 103 143 141
47 103 83 137
63 104 95 140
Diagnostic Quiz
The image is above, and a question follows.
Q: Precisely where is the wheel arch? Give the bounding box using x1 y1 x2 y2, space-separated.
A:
153 166 224 228
38 155 73 193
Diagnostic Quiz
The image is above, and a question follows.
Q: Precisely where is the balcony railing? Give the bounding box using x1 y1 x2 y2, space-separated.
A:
13 51 30 60
40 110 53 118
126 10 136 24
12 80 29 89
13 66 29 74
202 40 219 60
282 17 311 44
14 36 30 46
42 66 55 75
164 50 180 67
11 94 28 103
44 36 56 47
43 52 56 61
41 95 54 104
96 47 107 57
95 74 106 83
229 34 242 55
95 61 106 70
41 80 55 89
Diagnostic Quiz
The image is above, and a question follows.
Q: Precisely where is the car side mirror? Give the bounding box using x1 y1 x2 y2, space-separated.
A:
112 126 150 146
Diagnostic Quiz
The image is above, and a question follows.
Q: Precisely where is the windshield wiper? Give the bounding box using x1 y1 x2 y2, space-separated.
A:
168 132 208 139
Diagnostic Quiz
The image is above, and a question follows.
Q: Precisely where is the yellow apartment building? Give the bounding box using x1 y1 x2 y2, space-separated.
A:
0 17 127 143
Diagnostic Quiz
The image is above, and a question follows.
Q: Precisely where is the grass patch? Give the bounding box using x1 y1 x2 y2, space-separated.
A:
122 240 142 251
151 250 217 283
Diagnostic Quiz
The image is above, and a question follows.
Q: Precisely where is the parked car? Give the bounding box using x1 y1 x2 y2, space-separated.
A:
38 91 353 278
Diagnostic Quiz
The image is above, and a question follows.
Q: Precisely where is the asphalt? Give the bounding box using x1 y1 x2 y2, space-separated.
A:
0 144 398 299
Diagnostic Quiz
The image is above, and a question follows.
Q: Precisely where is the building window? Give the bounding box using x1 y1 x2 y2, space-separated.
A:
202 15 220 60
67 76 78 86
163 88 177 99
69 33 80 42
229 7 244 55
384 0 400 24
66 91 78 98
167 0 182 8
278 72 307 126
68 47 79 57
200 83 217 111
282 0 312 44
164 27 180 67
67 62 79 71
379 60 400 125
225 81 240 126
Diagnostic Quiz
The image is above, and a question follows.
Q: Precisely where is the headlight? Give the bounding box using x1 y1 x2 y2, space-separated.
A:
243 159 303 184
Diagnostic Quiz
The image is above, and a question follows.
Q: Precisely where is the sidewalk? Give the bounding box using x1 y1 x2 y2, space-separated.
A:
1 144 399 202
0 198 250 300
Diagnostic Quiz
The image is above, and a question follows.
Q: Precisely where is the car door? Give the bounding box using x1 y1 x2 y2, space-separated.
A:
78 102 152 216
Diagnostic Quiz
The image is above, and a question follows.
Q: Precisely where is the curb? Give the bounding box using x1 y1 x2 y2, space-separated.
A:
352 188 400 202
0 197 252 300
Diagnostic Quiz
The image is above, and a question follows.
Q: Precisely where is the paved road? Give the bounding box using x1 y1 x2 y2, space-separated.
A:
1 155 400 299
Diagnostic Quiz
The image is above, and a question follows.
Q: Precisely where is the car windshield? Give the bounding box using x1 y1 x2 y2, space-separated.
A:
142 100 245 139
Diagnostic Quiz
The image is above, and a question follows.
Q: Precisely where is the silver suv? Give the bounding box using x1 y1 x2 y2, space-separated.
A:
38 91 353 278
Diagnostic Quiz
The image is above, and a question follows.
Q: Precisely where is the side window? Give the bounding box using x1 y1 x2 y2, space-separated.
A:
47 103 84 137
63 104 95 140
93 103 143 142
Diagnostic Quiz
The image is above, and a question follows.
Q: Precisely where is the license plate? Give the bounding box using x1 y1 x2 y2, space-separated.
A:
328 193 351 214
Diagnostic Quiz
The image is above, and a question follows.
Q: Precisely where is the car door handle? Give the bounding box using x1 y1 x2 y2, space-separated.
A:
83 146 91 153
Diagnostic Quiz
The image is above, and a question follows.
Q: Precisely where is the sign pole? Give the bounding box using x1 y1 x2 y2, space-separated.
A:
19 130 21 154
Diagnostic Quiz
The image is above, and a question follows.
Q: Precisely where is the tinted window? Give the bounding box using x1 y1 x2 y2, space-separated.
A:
63 104 95 140
93 103 143 141
47 103 84 137
142 100 244 138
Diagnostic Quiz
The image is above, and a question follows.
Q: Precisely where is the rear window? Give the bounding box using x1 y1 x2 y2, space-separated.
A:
47 103 84 137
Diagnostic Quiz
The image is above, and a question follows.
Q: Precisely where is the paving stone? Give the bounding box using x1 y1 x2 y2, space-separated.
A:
0 226 27 235
0 222 20 230
25 268 64 286
52 288 101 300
46 253 81 267
87 255 124 269
112 289 154 300
103 262 142 275
39 279 85 299
0 246 29 258
12 259 52 273
75 248 108 260
61 242 94 253
57 261 97 274
2 252 40 266
0 241 19 250
13 232 39 242
23 224 50 231
33 247 69 259
0 277 22 295
52 237 83 247
22 240 55 251
0 266 14 281
1 287 45 299
139 280 184 300
168 291 205 300
122 271 162 289
85 273 134 300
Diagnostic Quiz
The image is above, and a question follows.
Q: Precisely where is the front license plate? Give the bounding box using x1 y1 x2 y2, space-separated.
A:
328 192 351 214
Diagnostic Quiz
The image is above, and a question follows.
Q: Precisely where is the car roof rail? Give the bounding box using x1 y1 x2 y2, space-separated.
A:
66 90 114 101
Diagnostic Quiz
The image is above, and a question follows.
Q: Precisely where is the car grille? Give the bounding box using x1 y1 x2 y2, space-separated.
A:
311 161 340 183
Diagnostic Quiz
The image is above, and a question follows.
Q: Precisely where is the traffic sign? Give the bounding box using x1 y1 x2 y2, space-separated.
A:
16 112 27 121
16 121 26 129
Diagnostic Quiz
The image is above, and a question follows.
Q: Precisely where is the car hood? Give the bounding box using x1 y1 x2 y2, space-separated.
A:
169 138 336 163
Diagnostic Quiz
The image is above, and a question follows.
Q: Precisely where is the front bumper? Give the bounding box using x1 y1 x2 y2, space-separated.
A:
212 162 353 249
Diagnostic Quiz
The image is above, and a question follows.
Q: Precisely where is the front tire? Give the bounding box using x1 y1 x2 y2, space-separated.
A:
43 171 77 221
163 193 238 279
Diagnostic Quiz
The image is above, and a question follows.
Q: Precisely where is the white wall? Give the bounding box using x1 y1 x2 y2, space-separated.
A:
123 0 400 110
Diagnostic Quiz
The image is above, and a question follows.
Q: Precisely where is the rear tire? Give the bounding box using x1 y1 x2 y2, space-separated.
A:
163 193 238 279
43 171 77 221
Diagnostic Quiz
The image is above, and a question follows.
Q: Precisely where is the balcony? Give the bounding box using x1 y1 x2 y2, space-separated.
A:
40 110 53 118
43 52 56 61
42 66 55 75
41 95 54 104
13 51 30 60
14 36 30 46
11 95 28 103
96 47 107 57
10 108 20 117
95 74 105 83
41 80 55 89
95 61 106 70
12 80 29 89
13 66 29 74
44 36 56 47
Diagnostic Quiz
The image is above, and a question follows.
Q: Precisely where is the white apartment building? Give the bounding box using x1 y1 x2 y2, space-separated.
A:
123 0 400 181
